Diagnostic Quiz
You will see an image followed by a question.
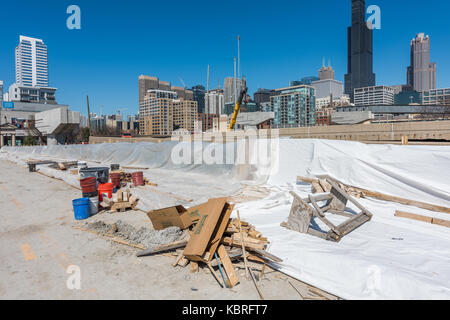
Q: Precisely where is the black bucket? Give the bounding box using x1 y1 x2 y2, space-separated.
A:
79 167 110 184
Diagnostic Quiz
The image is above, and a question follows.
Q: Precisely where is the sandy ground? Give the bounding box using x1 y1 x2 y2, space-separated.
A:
0 159 338 300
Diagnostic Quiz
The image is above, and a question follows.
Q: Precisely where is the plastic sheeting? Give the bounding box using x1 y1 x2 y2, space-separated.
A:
2 139 450 299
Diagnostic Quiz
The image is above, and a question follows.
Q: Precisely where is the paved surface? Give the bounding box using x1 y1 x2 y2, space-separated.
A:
0 159 338 300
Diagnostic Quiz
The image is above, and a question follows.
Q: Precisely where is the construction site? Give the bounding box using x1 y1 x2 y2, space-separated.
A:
1 130 449 300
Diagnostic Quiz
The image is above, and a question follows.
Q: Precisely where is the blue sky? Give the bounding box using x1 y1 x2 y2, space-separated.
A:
1 0 449 117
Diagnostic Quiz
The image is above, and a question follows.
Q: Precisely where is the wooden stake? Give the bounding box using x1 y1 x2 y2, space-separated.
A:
237 210 250 280
249 267 264 300
206 262 224 288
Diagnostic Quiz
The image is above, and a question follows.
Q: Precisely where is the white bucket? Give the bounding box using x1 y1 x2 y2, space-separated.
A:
89 197 99 215
78 161 88 169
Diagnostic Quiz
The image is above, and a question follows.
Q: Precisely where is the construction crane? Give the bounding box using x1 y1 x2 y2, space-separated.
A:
228 86 248 131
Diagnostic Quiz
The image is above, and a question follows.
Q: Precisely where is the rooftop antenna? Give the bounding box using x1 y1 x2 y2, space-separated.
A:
322 57 325 68
234 56 237 104
179 77 187 89
237 35 241 79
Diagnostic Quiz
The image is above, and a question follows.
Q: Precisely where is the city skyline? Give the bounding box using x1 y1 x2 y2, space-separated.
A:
1 0 450 116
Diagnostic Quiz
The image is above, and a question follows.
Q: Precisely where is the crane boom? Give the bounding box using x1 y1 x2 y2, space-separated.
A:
228 87 248 131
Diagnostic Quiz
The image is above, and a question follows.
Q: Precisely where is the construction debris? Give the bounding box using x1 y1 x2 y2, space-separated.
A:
138 198 281 290
100 189 139 212
298 175 450 214
283 177 373 242
82 220 186 250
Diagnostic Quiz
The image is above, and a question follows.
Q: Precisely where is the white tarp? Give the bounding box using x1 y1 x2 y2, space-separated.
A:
2 139 450 299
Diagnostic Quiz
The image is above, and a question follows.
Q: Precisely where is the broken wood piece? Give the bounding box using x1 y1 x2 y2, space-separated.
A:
178 257 190 268
136 240 188 257
259 264 266 281
172 251 184 267
217 245 239 287
190 261 199 273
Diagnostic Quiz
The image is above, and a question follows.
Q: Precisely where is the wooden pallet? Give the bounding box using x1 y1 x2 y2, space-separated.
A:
284 179 373 242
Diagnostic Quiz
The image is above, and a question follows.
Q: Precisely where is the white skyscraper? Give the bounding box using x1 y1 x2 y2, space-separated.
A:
15 36 49 87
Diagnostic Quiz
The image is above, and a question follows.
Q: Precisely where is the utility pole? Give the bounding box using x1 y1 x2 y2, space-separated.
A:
86 95 91 129
207 64 210 114
234 56 237 105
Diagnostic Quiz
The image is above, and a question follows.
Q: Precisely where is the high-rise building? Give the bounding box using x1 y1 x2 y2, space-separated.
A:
224 77 246 105
344 0 376 102
270 85 316 128
191 85 206 113
354 85 394 106
173 100 198 133
15 36 49 87
312 79 344 99
319 64 335 80
407 33 437 92
138 75 193 109
139 89 176 136
205 89 224 115
253 88 274 104
139 89 197 136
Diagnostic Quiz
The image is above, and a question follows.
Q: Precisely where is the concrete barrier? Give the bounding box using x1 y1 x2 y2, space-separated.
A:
89 120 450 144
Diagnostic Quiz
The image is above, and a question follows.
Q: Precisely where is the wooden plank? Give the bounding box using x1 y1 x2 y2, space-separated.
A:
249 267 264 300
136 240 188 257
221 237 265 251
246 248 283 263
395 210 433 223
206 262 224 288
433 218 450 228
395 210 450 228
217 245 239 287
318 175 450 215
237 210 250 280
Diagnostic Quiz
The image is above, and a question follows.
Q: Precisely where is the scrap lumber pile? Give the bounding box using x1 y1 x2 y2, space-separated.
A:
140 198 282 293
101 189 139 212
114 171 157 187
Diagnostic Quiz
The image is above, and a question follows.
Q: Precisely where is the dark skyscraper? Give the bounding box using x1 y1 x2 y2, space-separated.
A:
344 0 376 102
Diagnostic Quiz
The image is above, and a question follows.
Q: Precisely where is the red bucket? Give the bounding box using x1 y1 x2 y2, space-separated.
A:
98 183 114 202
80 177 97 193
110 172 121 188
132 172 144 186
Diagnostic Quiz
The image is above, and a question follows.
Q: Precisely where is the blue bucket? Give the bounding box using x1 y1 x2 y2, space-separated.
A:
72 198 90 220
